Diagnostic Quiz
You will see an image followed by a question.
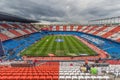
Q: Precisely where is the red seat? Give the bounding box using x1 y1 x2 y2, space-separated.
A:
0 62 59 80
46 76 52 80
40 76 46 80
53 76 58 80
33 76 40 79
43 73 49 76
26 76 34 80
6 76 15 79
19 76 27 79
0 76 7 80
14 76 20 79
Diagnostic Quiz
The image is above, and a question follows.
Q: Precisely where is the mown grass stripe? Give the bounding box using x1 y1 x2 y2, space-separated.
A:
21 35 96 56
43 36 55 55
72 36 95 55
61 36 71 56
68 36 83 55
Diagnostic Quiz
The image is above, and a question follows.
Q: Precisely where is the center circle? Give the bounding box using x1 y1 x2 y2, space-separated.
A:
55 39 64 42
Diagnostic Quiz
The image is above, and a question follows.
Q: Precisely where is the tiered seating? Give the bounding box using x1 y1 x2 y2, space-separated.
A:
76 33 120 59
21 24 30 29
9 30 22 37
0 23 38 58
0 33 9 41
59 62 110 80
0 24 12 29
1 61 117 80
70 25 74 31
22 24 37 33
49 26 53 31
22 29 31 34
59 26 63 31
107 31 120 40
29 25 37 32
86 26 98 33
0 23 38 41
86 26 97 34
66 26 70 31
117 38 120 42
101 26 120 38
56 25 60 31
72 25 77 31
26 29 33 33
77 26 82 31
1 31 16 38
102 64 120 77
96 26 114 36
16 29 27 35
30 29 36 33
92 26 108 35
48 25 120 42
82 26 93 33
85 26 120 42
11 24 20 28
3 32 42 60
0 62 59 80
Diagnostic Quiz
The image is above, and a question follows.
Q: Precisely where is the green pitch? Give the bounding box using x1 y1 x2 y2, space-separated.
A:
21 35 96 56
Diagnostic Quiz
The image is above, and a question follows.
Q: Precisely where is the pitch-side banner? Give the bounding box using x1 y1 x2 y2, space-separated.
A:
0 39 4 57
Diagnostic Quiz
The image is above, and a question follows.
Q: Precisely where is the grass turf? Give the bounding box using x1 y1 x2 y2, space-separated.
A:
21 35 96 56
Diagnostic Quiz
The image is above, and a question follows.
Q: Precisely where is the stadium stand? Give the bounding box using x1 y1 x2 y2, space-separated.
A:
48 25 120 42
0 23 120 80
2 32 43 60
46 25 120 59
9 30 22 37
0 62 59 80
0 23 43 60
0 33 9 41
0 61 118 80
0 2 120 79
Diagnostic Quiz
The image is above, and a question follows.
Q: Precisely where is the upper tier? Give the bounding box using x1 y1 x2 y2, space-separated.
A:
0 23 38 41
46 25 120 43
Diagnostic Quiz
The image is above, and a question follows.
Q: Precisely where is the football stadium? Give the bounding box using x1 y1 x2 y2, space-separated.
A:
0 0 120 80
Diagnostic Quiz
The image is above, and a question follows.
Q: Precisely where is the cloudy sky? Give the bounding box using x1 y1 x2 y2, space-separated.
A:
0 0 120 23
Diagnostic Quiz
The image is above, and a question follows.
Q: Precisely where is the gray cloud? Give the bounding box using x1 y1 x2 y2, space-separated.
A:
0 0 120 23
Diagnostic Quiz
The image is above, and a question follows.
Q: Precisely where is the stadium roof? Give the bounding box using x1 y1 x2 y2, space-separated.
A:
0 12 39 23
